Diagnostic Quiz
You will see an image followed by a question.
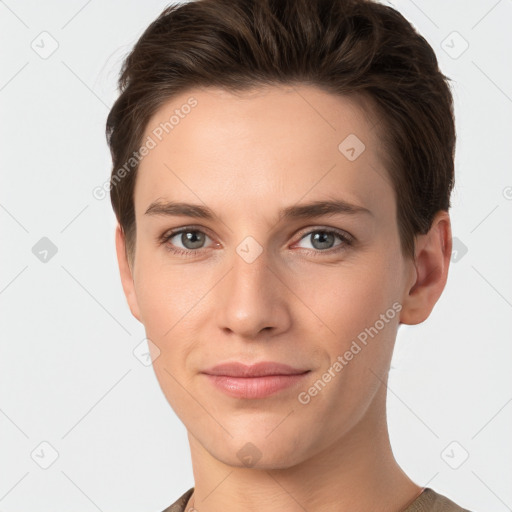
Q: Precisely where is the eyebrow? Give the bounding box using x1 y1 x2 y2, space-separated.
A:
144 198 372 221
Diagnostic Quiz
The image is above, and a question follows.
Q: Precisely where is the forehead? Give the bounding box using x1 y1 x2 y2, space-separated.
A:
135 84 394 221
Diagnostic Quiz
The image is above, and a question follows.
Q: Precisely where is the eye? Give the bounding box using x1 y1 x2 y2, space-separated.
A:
159 226 354 257
159 227 214 256
294 228 354 253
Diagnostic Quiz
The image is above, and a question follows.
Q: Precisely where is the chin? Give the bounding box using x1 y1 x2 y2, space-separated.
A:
204 431 308 470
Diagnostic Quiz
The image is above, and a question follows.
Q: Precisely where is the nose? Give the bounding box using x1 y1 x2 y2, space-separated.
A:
214 248 292 340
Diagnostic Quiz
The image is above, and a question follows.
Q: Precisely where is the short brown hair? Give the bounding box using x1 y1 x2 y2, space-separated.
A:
105 0 455 265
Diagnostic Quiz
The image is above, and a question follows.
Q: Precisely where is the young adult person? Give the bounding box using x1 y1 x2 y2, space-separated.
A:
105 0 472 510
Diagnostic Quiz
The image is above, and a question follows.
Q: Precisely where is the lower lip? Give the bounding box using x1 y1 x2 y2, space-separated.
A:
203 373 310 399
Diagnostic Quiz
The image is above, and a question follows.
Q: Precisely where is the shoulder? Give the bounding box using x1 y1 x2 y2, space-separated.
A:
160 486 475 512
404 487 474 512
160 487 194 512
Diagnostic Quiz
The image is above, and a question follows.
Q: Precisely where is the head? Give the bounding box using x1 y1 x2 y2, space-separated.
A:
106 0 455 468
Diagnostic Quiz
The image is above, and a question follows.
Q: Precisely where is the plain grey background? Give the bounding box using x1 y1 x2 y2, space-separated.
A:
1 1 511 511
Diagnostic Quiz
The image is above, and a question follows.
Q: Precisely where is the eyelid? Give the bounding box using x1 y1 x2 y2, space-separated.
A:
159 224 353 243
290 227 354 256
158 225 216 247
294 225 354 243
159 224 355 257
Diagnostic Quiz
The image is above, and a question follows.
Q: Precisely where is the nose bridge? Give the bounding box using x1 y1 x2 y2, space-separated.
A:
214 241 289 338
232 243 270 295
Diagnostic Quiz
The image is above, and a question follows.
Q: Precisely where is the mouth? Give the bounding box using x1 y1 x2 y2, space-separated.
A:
201 361 311 399
203 373 310 399
202 361 310 377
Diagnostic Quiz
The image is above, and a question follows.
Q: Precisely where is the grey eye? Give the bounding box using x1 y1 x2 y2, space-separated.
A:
171 230 210 250
296 230 345 251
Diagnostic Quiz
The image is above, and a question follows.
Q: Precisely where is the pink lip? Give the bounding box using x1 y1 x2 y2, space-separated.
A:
201 362 310 399
204 374 309 399
202 361 309 377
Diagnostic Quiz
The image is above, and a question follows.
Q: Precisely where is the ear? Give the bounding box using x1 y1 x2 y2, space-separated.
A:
115 224 142 323
400 210 452 325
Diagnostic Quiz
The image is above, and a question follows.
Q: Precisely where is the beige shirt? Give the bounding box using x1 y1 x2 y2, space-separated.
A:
161 487 473 512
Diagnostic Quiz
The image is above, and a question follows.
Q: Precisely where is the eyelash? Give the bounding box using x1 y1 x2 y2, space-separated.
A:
158 225 354 258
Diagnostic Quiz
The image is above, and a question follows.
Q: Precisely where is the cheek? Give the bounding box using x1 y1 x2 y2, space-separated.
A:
297 261 396 340
132 259 218 384
134 269 171 334
133 249 208 333
297 257 402 392
133 264 201 403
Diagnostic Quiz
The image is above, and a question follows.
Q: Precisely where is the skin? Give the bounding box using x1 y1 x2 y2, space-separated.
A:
116 84 452 512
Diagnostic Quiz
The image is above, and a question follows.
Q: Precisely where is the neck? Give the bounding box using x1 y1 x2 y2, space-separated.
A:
185 383 422 512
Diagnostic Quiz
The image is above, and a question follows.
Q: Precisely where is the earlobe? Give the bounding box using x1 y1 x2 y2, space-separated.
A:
399 211 452 325
115 225 142 323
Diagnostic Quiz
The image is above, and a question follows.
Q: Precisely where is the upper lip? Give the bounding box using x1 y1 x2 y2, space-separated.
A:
202 361 310 377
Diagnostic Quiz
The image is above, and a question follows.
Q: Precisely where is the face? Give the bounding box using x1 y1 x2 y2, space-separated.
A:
118 84 419 468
